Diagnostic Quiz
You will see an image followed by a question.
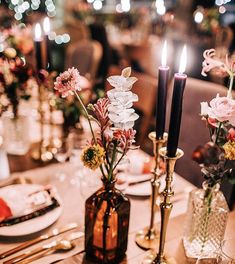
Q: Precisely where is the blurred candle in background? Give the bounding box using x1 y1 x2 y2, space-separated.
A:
34 23 43 71
167 45 187 157
156 40 169 139
43 17 52 71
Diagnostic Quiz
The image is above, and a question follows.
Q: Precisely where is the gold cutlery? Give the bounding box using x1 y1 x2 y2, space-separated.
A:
0 223 78 259
3 231 84 264
0 176 32 188
128 178 151 186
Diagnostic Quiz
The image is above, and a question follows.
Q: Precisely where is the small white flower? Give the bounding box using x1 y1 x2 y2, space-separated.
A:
107 67 137 91
107 76 137 91
200 102 209 116
107 67 139 129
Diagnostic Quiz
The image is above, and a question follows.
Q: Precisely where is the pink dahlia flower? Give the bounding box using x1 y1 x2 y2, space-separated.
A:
54 67 81 97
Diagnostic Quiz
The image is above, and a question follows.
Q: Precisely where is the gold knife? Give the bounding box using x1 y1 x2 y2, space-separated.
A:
0 223 78 259
3 231 84 264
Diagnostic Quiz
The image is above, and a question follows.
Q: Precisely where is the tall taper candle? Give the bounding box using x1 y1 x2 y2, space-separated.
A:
156 41 169 140
167 45 187 157
43 17 52 71
34 23 43 71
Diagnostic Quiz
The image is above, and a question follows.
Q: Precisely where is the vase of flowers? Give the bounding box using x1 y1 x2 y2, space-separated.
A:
0 45 34 155
54 67 139 263
183 49 235 259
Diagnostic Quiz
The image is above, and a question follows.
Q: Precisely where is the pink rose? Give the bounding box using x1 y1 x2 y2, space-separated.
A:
227 128 235 141
207 95 235 126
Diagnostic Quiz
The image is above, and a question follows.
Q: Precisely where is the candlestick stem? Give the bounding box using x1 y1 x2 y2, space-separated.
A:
142 147 183 264
154 147 183 263
31 83 53 162
135 132 167 250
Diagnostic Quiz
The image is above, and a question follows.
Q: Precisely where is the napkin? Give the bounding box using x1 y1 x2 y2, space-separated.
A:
0 186 60 227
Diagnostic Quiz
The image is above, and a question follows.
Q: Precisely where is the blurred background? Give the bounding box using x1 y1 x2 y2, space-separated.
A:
0 0 235 204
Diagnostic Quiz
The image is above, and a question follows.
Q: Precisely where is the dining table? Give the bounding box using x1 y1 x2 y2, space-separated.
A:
0 141 235 264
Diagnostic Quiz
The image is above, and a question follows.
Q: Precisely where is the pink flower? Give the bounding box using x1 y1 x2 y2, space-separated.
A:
92 98 110 130
227 128 235 141
201 49 235 78
54 67 81 97
207 95 235 126
201 49 225 77
113 128 136 150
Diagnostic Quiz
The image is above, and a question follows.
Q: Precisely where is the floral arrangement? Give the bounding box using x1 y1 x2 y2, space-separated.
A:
0 25 35 117
0 25 33 58
0 57 35 117
198 7 219 34
54 67 139 182
192 49 235 187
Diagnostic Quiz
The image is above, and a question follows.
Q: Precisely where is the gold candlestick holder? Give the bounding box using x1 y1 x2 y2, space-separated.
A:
142 147 184 264
135 132 167 250
31 84 53 162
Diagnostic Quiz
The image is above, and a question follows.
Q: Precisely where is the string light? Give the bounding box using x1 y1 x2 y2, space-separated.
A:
155 0 166 16
7 0 56 21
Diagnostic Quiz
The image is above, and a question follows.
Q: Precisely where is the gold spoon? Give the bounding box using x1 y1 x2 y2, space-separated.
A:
4 231 83 264
19 240 76 264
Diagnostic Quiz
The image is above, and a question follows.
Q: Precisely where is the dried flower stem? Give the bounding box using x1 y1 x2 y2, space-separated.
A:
74 90 106 178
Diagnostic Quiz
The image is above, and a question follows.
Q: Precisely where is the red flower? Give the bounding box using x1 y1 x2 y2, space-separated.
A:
227 128 235 141
113 128 136 150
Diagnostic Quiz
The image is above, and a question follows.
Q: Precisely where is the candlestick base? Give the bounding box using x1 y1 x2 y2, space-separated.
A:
135 227 159 250
135 132 168 250
142 251 177 264
31 140 54 162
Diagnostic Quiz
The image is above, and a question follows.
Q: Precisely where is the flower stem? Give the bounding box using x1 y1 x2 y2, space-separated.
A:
215 122 222 144
108 143 117 182
74 90 106 178
74 90 96 144
227 76 234 99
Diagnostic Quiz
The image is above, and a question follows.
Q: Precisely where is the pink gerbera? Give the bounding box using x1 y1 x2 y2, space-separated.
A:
54 67 81 97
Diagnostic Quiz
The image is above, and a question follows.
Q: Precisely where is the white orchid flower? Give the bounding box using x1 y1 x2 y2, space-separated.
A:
107 67 139 129
107 76 137 91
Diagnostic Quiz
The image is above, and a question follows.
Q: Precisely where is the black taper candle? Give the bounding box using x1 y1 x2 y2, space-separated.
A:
156 66 169 139
35 40 43 71
45 36 52 71
167 73 186 157
34 23 43 71
43 17 52 71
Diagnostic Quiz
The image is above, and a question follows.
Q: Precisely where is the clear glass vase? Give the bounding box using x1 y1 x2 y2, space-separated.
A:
183 181 229 259
3 113 30 155
85 178 130 263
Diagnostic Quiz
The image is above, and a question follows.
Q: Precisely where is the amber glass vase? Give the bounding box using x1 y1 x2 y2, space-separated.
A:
85 178 130 263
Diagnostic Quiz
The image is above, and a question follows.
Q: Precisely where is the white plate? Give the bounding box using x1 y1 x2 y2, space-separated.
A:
0 184 62 237
124 174 175 197
125 181 151 197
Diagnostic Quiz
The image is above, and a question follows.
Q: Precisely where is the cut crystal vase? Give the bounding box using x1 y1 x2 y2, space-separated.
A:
3 113 30 155
85 178 130 263
183 181 229 259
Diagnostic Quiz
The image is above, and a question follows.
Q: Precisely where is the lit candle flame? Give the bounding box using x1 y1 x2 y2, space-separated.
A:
34 23 42 41
43 17 50 35
179 45 187 74
161 40 167 67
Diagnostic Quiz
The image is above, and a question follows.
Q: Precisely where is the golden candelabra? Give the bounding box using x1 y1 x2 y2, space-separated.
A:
142 147 184 264
135 132 167 249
